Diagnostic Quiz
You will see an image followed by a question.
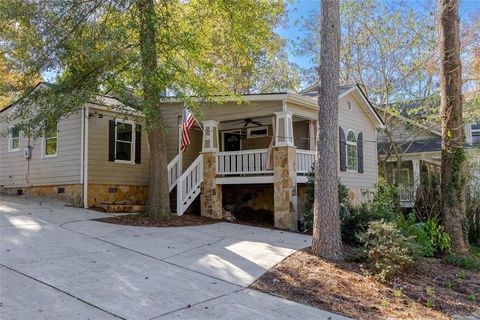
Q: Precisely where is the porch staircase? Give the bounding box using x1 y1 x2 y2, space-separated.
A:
167 154 203 215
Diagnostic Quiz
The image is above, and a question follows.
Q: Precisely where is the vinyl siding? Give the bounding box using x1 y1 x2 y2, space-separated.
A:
0 109 82 187
338 95 378 189
87 108 149 185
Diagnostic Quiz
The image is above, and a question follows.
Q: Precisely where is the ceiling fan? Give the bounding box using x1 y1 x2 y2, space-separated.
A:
242 118 263 127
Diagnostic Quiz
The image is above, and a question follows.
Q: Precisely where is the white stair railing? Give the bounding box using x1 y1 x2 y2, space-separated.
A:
296 149 315 174
176 155 203 215
167 154 182 192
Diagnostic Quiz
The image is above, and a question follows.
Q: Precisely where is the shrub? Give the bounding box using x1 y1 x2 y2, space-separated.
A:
444 254 480 271
466 182 480 245
342 180 400 244
359 221 415 280
396 213 451 257
414 163 441 221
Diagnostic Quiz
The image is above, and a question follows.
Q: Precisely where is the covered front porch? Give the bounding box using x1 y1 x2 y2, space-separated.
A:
167 97 319 231
381 154 441 208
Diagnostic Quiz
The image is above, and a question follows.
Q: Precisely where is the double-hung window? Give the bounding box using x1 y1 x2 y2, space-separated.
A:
346 130 358 171
43 120 58 158
115 120 135 163
8 126 20 152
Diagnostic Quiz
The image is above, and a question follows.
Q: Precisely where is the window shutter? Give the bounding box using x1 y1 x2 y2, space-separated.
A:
108 120 115 161
339 127 346 171
357 132 364 173
135 125 142 164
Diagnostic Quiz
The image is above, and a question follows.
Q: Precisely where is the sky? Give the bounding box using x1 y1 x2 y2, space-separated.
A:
277 0 480 70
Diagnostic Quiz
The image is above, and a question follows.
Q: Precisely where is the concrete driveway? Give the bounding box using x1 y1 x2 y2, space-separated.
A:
0 194 347 320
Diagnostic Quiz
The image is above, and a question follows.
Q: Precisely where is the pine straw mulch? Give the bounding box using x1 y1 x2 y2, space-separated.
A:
250 248 480 320
95 213 219 227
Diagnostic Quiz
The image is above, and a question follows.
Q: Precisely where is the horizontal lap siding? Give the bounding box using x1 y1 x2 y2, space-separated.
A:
87 110 149 185
338 95 378 189
0 110 82 187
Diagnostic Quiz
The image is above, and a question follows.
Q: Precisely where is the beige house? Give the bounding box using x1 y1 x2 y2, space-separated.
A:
0 83 383 230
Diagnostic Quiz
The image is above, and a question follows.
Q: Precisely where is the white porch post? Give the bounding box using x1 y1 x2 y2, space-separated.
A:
202 120 219 152
412 159 421 191
274 111 294 147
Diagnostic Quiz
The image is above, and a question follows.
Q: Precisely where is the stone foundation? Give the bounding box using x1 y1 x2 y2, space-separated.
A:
87 184 148 207
1 184 83 207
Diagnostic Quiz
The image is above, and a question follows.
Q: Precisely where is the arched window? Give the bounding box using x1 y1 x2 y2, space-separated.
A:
346 130 358 171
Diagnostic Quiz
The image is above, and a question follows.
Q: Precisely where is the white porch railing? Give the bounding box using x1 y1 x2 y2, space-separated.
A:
167 154 182 192
216 149 270 175
398 185 415 207
177 155 203 215
296 150 315 174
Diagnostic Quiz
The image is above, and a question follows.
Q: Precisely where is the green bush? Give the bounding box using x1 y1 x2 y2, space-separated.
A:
396 213 451 257
359 221 415 280
443 253 480 271
341 180 400 244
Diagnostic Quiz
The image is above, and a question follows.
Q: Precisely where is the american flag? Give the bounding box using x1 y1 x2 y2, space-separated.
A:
181 108 196 152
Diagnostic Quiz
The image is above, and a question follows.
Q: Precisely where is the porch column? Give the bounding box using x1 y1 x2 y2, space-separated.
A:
273 111 297 230
273 146 297 231
412 159 421 191
201 120 222 219
274 111 294 147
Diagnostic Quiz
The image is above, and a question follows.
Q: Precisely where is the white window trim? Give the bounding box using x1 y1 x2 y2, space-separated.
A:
114 119 136 164
42 122 58 159
8 126 20 152
346 129 358 172
221 129 242 151
246 126 268 139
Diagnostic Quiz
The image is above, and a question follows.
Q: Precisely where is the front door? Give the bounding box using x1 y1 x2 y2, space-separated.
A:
223 131 241 151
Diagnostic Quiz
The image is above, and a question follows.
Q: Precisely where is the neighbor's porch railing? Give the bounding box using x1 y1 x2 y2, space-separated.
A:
216 149 270 175
296 149 315 174
398 185 415 208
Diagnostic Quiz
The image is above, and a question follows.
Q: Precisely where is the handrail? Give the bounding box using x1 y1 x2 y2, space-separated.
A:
176 155 203 215
167 154 182 192
217 149 270 175
296 149 315 174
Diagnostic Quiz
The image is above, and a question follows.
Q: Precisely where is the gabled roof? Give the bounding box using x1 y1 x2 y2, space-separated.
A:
299 83 384 128
0 81 140 116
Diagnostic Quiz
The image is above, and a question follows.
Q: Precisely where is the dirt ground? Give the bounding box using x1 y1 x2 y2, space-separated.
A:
96 213 219 227
251 248 480 320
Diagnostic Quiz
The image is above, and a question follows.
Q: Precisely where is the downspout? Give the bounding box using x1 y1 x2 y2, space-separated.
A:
83 106 89 208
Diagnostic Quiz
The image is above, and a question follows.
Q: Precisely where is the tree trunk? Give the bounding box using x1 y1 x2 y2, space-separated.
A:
137 0 171 219
439 0 469 254
312 0 342 260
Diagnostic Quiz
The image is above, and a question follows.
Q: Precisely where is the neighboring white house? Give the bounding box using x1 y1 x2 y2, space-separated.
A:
0 82 383 230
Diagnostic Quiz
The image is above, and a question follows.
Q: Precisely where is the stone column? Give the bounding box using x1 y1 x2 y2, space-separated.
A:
273 144 297 230
200 120 222 219
201 151 223 219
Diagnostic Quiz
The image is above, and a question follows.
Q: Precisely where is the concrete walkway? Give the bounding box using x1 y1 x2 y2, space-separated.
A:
0 194 348 320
